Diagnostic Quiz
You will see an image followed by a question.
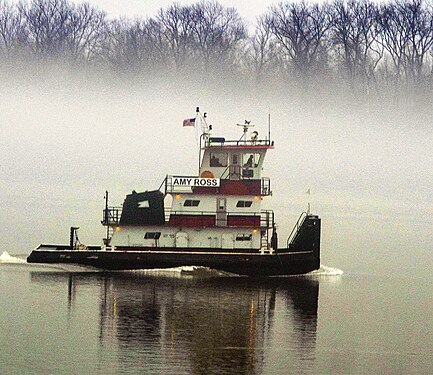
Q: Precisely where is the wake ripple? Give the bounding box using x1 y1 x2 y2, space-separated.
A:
129 266 234 277
0 251 27 264
306 264 344 276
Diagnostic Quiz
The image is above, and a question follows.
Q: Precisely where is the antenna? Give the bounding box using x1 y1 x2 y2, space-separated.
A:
268 113 271 144
196 108 210 138
236 120 255 141
193 107 212 170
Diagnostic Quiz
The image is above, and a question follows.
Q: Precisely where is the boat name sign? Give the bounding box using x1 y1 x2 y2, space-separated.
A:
172 177 220 187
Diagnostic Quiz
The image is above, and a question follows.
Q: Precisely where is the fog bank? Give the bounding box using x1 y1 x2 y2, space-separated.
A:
0 66 432 277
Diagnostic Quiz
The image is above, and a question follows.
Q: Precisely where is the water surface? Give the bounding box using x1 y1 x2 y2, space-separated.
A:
0 258 431 374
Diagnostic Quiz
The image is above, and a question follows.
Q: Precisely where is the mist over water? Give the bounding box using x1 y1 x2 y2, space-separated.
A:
0 64 432 277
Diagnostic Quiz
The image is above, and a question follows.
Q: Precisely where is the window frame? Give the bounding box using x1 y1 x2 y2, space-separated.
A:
210 152 228 167
236 200 253 208
235 234 253 241
144 232 161 239
184 199 200 207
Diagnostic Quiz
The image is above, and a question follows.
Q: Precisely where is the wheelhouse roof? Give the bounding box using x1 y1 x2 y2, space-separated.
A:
203 139 274 150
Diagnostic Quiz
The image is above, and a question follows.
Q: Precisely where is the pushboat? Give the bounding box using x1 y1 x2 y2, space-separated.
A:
27 108 321 276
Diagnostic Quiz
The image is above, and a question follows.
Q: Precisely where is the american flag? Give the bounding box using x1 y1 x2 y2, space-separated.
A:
183 118 196 127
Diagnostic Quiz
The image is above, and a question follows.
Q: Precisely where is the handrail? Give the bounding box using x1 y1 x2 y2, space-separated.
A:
102 207 122 226
164 174 271 195
204 139 274 147
165 209 274 228
286 212 308 247
101 206 274 228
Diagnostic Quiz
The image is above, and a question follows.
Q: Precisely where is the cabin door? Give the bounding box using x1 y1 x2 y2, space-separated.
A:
222 233 234 249
229 153 241 179
175 231 188 247
216 198 227 227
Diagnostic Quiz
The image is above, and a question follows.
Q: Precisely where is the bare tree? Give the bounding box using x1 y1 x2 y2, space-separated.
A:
100 1 247 77
17 0 106 63
18 0 70 59
0 1 28 59
268 1 333 78
100 18 170 73
156 3 195 71
331 0 383 85
377 0 433 84
189 1 247 73
247 14 281 83
65 2 107 63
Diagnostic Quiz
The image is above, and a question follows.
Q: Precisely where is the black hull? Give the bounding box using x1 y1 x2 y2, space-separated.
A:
27 216 320 277
27 250 318 276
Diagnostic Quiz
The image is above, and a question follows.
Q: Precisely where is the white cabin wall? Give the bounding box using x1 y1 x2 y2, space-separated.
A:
169 194 262 213
110 226 260 249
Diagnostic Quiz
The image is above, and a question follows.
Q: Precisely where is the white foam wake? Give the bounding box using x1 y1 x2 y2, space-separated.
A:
0 251 27 264
129 266 234 277
306 264 344 276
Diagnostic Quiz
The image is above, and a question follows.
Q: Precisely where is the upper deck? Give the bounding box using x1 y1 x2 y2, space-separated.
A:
199 134 274 181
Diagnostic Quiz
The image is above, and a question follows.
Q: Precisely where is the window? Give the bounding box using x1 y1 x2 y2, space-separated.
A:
236 234 252 241
232 154 239 165
236 201 253 208
217 198 226 210
144 232 161 239
138 200 150 208
210 152 228 167
184 200 200 207
243 153 260 168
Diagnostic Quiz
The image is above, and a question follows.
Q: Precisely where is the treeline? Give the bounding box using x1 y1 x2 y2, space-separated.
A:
1 0 433 91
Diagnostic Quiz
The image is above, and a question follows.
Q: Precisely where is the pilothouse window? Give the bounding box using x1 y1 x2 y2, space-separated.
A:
243 153 260 168
184 200 200 207
210 152 228 167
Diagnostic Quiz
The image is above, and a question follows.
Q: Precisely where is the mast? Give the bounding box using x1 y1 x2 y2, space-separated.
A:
104 190 109 242
196 107 212 170
268 113 271 144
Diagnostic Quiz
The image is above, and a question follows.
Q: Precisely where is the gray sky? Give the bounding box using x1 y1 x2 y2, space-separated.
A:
12 0 277 23
85 0 273 22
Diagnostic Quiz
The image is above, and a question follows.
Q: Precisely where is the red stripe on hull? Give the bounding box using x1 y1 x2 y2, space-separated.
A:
169 214 216 227
193 179 261 195
227 215 260 227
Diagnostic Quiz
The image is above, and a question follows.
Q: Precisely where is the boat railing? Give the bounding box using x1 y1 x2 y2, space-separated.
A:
204 138 274 148
102 207 122 226
261 177 271 195
101 206 274 228
163 175 196 194
165 209 274 228
163 174 271 196
286 212 308 247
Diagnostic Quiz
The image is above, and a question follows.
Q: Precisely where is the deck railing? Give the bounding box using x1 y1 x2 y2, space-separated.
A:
101 206 274 229
205 138 274 147
165 209 274 228
286 212 307 247
164 175 271 196
101 207 122 226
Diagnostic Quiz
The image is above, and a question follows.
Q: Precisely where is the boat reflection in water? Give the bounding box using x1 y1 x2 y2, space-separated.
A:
30 269 319 374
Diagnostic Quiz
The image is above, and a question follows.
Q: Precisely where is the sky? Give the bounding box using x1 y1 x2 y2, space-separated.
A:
85 0 274 23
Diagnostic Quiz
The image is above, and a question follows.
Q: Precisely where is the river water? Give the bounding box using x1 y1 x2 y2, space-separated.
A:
0 254 431 374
